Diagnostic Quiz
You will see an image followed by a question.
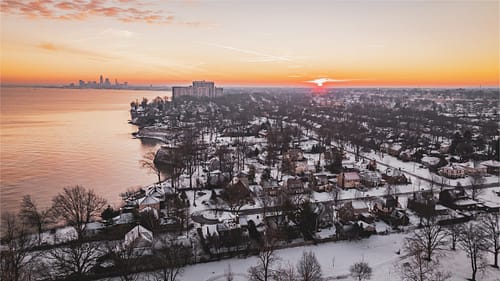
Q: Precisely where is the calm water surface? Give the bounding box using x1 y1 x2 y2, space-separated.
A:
0 87 171 212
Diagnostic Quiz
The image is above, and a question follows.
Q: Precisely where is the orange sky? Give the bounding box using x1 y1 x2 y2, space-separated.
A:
1 0 498 87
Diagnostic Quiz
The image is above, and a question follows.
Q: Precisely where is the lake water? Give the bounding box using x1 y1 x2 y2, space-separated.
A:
0 87 171 213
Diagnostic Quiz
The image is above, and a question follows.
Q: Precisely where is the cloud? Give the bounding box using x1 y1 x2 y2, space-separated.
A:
36 41 115 61
0 0 205 25
39 42 58 51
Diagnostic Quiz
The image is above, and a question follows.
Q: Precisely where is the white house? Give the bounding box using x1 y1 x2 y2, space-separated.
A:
123 225 154 255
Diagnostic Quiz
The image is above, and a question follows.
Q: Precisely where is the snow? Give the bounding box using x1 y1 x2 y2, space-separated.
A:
171 232 500 281
94 119 500 281
352 148 500 188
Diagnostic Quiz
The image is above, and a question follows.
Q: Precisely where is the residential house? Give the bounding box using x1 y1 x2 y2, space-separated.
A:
311 172 335 192
481 160 500 175
372 195 401 215
83 221 105 237
337 200 369 222
285 148 304 162
260 179 280 196
123 225 154 255
337 172 361 189
399 149 413 162
388 144 403 157
295 159 310 175
382 168 408 185
458 161 487 176
234 171 249 187
359 170 382 187
421 156 440 167
439 187 480 211
137 195 160 211
216 220 247 248
438 165 465 179
226 178 252 199
285 176 306 194
440 143 451 154
407 190 440 217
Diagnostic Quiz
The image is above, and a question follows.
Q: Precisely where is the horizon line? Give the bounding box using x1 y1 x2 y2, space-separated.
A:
1 83 498 90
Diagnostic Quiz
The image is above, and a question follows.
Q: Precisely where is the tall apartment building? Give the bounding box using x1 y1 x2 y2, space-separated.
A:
172 80 222 99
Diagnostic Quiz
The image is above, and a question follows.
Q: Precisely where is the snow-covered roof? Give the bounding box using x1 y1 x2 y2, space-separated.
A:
175 236 191 247
138 195 160 206
146 185 165 197
343 172 360 181
114 213 134 225
421 156 440 166
124 225 153 247
454 199 478 206
481 160 500 168
435 204 448 211
351 200 369 210
457 161 486 169
85 221 105 230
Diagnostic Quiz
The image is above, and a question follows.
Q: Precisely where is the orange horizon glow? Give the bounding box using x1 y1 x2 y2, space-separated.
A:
1 1 498 88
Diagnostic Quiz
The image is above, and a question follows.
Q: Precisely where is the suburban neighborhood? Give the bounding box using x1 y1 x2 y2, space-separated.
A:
2 86 498 281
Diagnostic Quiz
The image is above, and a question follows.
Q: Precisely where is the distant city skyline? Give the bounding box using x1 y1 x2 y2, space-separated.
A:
1 0 498 87
70 74 129 89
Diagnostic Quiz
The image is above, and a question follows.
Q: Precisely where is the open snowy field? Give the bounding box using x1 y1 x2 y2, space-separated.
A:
172 232 500 281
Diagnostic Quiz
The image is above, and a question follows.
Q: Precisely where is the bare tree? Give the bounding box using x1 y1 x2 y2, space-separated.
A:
397 240 451 281
469 174 485 200
248 239 280 281
261 193 274 219
479 212 500 267
266 128 281 172
106 240 142 281
296 250 322 281
180 129 200 189
225 263 234 281
153 239 190 281
50 185 107 240
350 260 372 281
223 184 248 216
0 212 37 281
46 240 103 280
19 195 51 245
406 218 447 261
458 222 488 281
156 147 186 192
273 262 298 281
445 223 462 251
140 151 162 184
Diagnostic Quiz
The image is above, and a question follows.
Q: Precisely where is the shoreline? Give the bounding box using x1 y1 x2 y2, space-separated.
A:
0 84 172 92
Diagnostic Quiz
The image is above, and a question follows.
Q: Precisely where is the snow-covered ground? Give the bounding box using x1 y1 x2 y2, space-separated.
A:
105 125 500 281
103 231 498 281
358 148 500 188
